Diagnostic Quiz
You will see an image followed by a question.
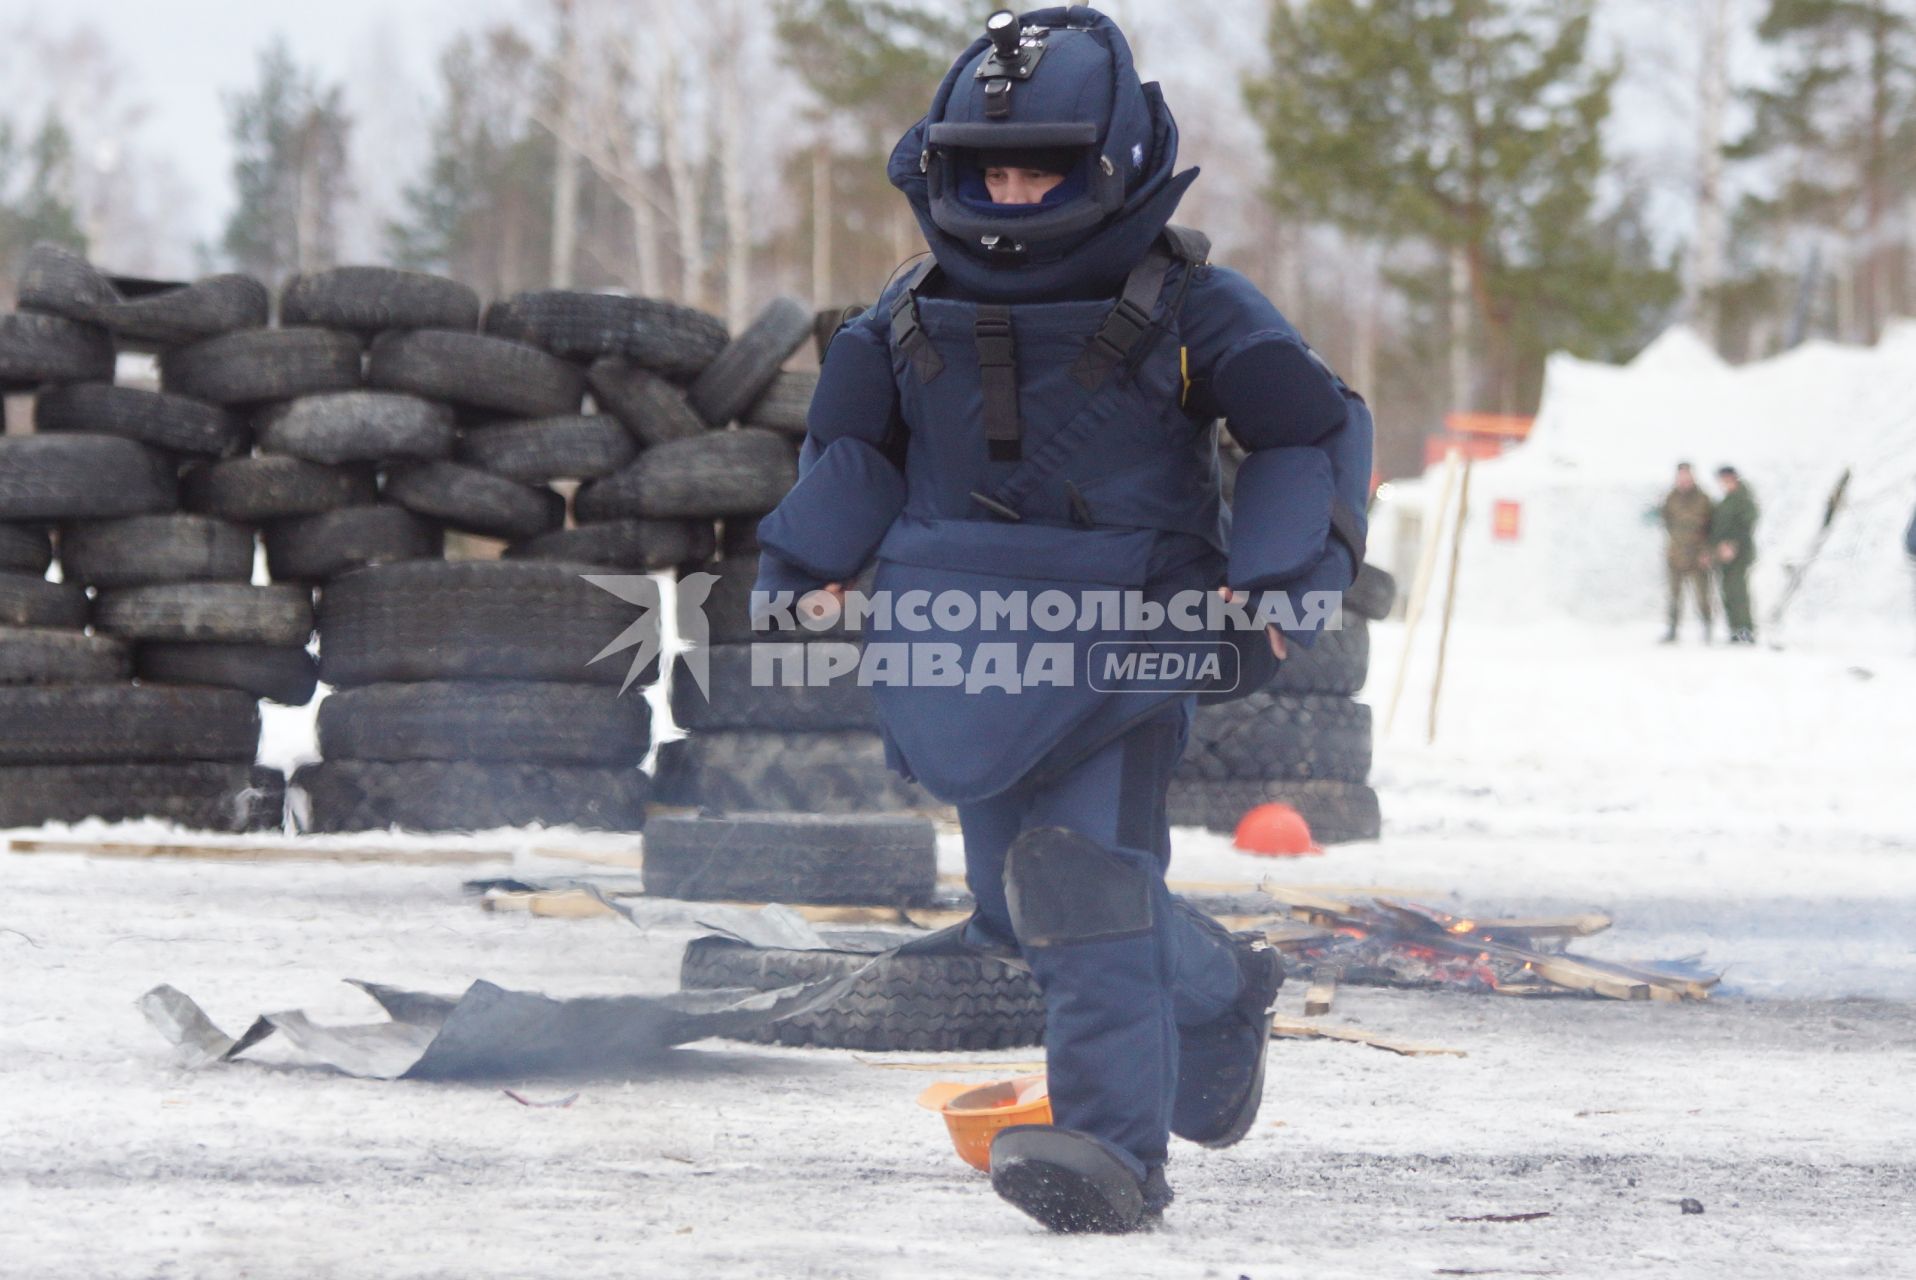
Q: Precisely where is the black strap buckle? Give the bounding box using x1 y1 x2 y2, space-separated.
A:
975 314 1015 366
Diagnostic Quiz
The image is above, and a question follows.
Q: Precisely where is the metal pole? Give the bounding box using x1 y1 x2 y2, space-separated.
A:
1384 447 1461 734
1427 455 1475 745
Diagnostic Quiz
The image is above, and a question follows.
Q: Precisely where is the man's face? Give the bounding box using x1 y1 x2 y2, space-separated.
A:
1675 468 1694 491
1718 472 1739 493
984 166 1065 204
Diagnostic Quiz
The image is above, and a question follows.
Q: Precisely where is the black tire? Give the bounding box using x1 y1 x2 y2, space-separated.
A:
159 328 363 405
1346 562 1397 621
0 762 284 831
34 383 248 458
1179 693 1372 784
686 297 812 426
644 812 936 906
668 644 878 732
0 524 53 574
279 267 480 334
686 556 875 644
0 435 178 521
367 329 584 417
94 582 315 646
318 679 650 765
382 461 564 539
0 684 259 763
679 936 1044 1052
651 729 936 813
741 369 817 434
18 244 269 349
262 504 442 582
586 358 709 445
181 456 378 522
315 559 650 687
486 291 730 379
135 641 319 706
575 428 797 521
0 627 129 685
505 519 714 571
92 275 270 350
292 759 650 833
58 515 255 589
254 391 456 465
15 242 117 317
1270 618 1369 696
458 415 637 483
1164 778 1382 844
0 313 115 390
0 573 89 628
718 516 760 558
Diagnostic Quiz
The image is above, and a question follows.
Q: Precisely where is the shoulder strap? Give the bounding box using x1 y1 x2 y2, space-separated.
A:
1161 224 1211 265
888 258 944 383
1070 226 1209 392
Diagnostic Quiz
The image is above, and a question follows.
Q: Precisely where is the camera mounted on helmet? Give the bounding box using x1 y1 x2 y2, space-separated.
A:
921 9 1131 255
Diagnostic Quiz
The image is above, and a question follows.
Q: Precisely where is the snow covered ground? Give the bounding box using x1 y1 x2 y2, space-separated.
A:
6 617 1914 1278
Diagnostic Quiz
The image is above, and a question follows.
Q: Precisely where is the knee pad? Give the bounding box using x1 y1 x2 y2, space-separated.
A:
1003 826 1154 948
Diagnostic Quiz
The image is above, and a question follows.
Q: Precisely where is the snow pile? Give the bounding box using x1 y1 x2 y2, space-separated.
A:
1401 323 1916 631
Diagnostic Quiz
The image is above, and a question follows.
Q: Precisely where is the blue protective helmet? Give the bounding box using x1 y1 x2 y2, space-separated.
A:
889 6 1199 299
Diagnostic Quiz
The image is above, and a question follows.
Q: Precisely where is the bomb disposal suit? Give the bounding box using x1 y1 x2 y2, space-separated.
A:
750 6 1373 1229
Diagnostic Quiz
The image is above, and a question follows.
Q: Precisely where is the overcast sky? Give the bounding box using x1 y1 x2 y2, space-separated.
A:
4 0 1735 276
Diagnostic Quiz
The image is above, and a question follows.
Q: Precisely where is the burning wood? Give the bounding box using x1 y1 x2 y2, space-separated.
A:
1257 880 1719 1002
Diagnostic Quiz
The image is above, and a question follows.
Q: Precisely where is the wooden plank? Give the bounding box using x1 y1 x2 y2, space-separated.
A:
1254 881 1358 917
482 889 616 919
1303 968 1339 1017
1268 1017 1466 1058
528 845 645 870
7 838 508 865
1475 913 1613 941
477 892 974 931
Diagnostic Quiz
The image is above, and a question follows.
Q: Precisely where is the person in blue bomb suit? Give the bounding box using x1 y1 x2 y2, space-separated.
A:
749 6 1372 1233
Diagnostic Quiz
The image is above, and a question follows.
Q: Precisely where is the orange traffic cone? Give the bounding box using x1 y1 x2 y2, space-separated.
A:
1233 803 1323 857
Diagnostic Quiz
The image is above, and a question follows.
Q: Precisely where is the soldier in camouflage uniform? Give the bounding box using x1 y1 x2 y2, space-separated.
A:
1710 466 1759 644
1660 462 1715 643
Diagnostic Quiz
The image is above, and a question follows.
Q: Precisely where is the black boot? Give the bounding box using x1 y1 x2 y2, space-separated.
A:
990 1125 1160 1234
1170 933 1285 1148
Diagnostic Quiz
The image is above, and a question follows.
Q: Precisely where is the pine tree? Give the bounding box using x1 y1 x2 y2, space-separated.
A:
1730 0 1916 343
221 39 354 288
1246 0 1677 412
0 113 86 287
387 28 556 300
775 0 970 299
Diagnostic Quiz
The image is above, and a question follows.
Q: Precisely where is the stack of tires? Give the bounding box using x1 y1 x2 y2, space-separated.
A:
483 289 806 575
1 247 288 829
301 559 655 832
1164 561 1397 843
498 296 931 815
654 543 934 813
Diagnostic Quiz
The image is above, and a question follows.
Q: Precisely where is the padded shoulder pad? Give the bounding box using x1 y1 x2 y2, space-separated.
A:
1162 225 1210 264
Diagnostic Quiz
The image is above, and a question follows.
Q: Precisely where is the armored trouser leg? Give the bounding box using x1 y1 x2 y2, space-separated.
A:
1666 560 1683 630
955 696 1241 1181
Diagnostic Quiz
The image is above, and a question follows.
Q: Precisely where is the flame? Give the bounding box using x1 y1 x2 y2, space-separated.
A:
1448 919 1477 934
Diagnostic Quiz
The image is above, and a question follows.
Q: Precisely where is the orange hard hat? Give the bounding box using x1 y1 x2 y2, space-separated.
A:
916 1075 1051 1172
1234 803 1323 857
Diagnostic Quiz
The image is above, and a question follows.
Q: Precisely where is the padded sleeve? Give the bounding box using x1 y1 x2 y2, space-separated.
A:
1181 266 1374 649
752 294 909 607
